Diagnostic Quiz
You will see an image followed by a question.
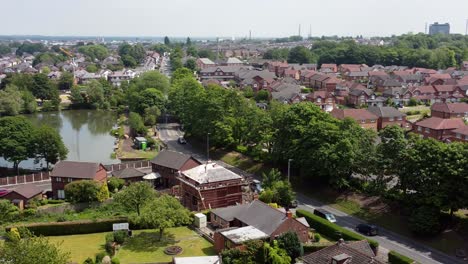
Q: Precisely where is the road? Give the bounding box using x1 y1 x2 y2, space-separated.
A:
158 123 466 264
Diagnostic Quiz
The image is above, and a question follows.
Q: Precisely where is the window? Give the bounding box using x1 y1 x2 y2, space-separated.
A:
57 190 65 199
456 133 461 139
397 116 403 121
389 117 395 122
56 177 61 182
361 119 366 124
465 135 468 140
425 128 430 133
371 119 376 123
317 98 322 103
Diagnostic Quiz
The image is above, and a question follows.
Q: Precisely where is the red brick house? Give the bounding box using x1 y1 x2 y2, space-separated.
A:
302 240 383 264
331 109 378 131
306 91 336 112
405 85 436 104
412 117 466 140
178 163 244 211
348 88 375 107
450 126 468 142
431 102 468 119
196 58 216 70
0 184 43 206
50 161 107 199
150 150 201 188
367 106 408 130
320 63 338 73
424 73 452 86
211 200 310 253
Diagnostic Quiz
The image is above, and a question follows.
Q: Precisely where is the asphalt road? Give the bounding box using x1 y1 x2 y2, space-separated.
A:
158 123 466 264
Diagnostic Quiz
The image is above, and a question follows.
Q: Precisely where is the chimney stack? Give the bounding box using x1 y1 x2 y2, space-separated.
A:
331 253 351 264
286 210 293 219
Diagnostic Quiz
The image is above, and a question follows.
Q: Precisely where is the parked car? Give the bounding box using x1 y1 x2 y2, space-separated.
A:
355 223 378 236
251 179 263 193
178 137 187 144
313 209 337 223
289 200 298 208
0 189 9 197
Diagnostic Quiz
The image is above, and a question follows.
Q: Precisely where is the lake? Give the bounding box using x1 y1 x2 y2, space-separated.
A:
0 110 119 170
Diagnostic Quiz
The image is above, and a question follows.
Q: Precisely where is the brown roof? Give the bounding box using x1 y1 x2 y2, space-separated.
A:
452 126 468 136
51 161 104 179
331 109 378 121
8 184 43 199
431 102 468 113
150 150 200 170
302 240 383 264
415 117 465 130
433 85 456 92
111 167 145 179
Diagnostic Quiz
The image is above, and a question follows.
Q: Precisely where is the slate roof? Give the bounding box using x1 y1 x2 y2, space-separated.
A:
367 106 406 118
211 200 307 236
51 161 104 179
150 150 199 170
349 88 373 97
111 167 146 179
431 102 468 113
302 240 383 264
416 117 465 130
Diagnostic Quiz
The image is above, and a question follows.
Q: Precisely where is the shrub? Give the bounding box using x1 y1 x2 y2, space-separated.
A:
408 206 441 236
21 208 37 217
47 199 65 204
105 242 114 255
105 233 114 244
314 233 321 242
113 230 128 244
108 177 125 193
65 180 100 203
277 231 303 259
302 243 328 254
83 257 95 264
388 250 414 264
7 218 128 236
95 252 106 264
111 257 120 264
296 209 379 250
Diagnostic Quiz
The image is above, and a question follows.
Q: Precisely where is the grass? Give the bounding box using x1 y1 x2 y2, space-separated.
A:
116 139 158 160
48 227 216 263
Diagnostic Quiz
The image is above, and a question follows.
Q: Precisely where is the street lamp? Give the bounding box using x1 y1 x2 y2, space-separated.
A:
287 159 293 182
207 133 211 161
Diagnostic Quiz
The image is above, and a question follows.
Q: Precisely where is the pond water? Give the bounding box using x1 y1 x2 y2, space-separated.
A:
0 110 120 170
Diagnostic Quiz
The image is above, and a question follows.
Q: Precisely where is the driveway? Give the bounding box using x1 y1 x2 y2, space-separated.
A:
158 123 466 264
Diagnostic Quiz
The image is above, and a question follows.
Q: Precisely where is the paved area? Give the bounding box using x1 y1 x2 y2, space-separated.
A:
158 123 467 264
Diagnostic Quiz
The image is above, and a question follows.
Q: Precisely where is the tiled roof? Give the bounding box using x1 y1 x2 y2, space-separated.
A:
331 109 378 121
452 126 468 136
150 150 199 170
431 103 468 113
368 106 406 118
111 167 145 179
51 161 103 179
302 240 383 264
8 184 43 199
415 117 465 130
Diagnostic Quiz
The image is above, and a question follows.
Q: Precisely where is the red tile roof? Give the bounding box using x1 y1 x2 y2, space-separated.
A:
431 102 468 113
415 117 465 130
433 85 456 92
452 125 468 136
331 109 378 121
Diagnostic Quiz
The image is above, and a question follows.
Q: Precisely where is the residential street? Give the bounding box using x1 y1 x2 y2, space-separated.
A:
158 123 466 264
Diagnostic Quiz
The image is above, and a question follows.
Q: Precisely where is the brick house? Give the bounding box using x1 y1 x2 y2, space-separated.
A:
196 58 216 69
211 200 310 253
367 106 408 130
50 161 107 199
178 163 244 211
348 88 384 107
302 240 383 264
150 150 201 188
331 109 378 131
450 126 468 142
320 63 338 73
412 117 466 140
405 85 436 104
306 91 336 112
431 102 468 119
0 184 43 206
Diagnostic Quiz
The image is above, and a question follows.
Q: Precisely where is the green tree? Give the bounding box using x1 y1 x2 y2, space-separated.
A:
255 89 270 102
137 194 191 240
107 177 125 193
33 125 68 169
0 85 24 116
121 55 137 68
58 72 75 90
0 234 70 264
184 58 197 71
262 169 283 189
0 116 35 172
276 231 303 260
113 182 156 215
288 46 314 64
64 180 100 203
0 44 11 55
21 90 37 114
127 112 146 135
263 240 291 264
78 45 109 61
86 64 99 73
31 73 57 101
186 37 192 46
86 80 106 109
408 206 441 236
143 106 161 126
0 199 20 224
164 36 171 46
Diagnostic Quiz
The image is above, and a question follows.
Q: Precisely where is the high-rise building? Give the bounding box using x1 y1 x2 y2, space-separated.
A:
429 22 450 35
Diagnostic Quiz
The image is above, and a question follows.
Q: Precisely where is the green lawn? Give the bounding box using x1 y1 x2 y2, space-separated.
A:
48 227 215 264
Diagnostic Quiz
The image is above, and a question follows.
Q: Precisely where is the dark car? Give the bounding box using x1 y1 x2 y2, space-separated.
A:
355 223 378 236
313 209 336 223
178 137 187 144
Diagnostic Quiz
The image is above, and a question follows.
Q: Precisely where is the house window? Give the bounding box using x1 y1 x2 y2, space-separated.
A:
397 117 403 121
317 98 322 103
425 128 430 134
456 133 461 139
465 135 468 140
389 117 395 122
361 119 366 124
57 190 65 199
371 119 376 123
371 95 375 100
417 126 422 132
56 177 61 182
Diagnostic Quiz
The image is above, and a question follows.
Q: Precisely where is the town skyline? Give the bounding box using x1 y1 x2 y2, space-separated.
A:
2 0 468 37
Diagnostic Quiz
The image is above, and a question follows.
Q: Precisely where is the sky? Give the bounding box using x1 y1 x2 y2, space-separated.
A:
2 0 468 38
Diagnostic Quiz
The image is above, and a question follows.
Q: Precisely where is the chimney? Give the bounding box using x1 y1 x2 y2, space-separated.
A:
337 238 345 245
331 253 351 264
286 210 293 219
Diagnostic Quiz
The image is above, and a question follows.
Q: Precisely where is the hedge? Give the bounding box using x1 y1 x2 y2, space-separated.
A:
303 243 329 254
388 250 415 264
5 217 139 236
296 209 379 250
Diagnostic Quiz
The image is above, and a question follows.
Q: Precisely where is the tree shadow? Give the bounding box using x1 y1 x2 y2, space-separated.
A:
122 231 177 253
201 246 217 255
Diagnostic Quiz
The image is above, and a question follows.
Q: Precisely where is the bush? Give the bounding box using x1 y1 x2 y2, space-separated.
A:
95 252 106 264
21 208 37 217
408 206 441 236
65 180 100 203
111 257 120 264
108 177 125 193
83 257 95 264
105 242 114 255
113 230 128 244
7 218 128 236
388 250 414 264
277 231 303 259
314 233 321 242
296 210 379 250
47 199 65 204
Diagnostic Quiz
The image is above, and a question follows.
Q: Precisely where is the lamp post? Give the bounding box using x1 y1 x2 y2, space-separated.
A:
287 159 293 182
207 132 211 161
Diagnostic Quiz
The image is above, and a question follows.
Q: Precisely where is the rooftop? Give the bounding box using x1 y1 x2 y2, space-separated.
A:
220 226 268 244
51 161 103 179
150 150 199 170
182 163 242 184
173 256 220 264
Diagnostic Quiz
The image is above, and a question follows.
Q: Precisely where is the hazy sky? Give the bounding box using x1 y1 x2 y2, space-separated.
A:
2 0 468 37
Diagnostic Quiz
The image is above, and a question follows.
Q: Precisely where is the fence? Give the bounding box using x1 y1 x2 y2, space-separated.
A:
0 160 152 188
